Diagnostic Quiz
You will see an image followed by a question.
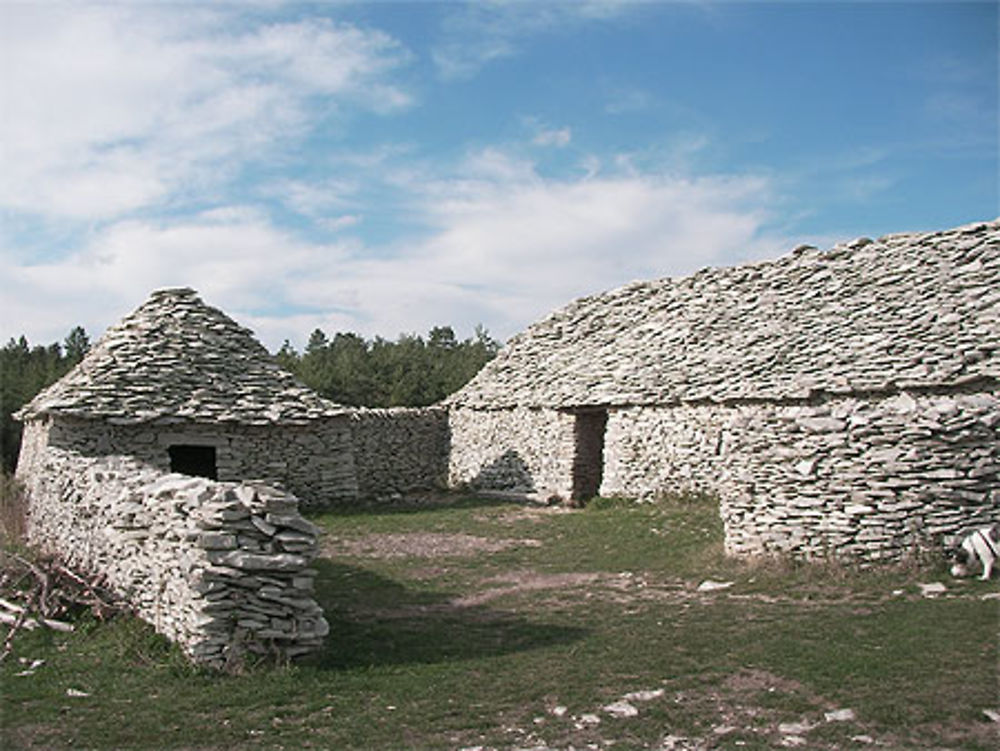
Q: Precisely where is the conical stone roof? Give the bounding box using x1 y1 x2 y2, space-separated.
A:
18 288 345 425
450 219 1000 410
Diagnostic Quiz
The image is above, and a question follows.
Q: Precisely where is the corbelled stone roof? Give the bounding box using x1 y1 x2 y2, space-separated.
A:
450 219 1000 410
18 288 345 425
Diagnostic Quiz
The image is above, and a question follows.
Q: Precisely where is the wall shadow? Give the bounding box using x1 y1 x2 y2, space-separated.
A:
469 449 535 493
305 558 586 671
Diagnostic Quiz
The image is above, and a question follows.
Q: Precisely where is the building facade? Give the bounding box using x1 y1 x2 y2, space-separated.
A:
447 220 1000 561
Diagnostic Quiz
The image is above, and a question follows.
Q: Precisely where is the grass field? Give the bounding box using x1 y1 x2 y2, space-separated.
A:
2 493 998 750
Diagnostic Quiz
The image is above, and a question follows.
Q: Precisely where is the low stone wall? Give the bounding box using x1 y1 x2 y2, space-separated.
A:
448 407 576 498
349 408 449 502
33 415 358 509
16 436 328 667
602 388 1000 561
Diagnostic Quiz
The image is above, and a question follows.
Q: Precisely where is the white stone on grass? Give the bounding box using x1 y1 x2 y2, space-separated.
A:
603 700 639 718
697 580 735 592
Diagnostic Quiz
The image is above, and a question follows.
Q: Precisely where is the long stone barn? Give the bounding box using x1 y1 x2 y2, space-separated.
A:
446 219 1000 562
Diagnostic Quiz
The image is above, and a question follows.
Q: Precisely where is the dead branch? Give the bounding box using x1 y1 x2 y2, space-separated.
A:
0 551 128 661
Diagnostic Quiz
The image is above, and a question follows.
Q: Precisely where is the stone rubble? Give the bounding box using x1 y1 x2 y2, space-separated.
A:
18 447 328 667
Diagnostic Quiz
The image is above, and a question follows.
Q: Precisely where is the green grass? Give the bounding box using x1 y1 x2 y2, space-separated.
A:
3 494 998 750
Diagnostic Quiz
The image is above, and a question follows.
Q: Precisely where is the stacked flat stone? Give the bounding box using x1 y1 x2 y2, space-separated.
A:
17 288 345 425
447 219 999 561
600 391 999 562
349 408 450 501
451 220 999 409
19 444 328 667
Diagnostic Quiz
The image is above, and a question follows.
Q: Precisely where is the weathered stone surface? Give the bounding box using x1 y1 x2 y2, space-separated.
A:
349 408 449 502
448 220 1000 562
16 288 346 425
15 444 328 668
450 220 999 409
26 413 359 510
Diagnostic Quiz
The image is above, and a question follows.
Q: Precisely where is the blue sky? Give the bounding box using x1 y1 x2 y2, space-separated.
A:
1 0 996 350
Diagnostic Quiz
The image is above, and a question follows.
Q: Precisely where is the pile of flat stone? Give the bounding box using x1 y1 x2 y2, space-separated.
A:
452 219 999 409
21 449 328 667
17 287 345 426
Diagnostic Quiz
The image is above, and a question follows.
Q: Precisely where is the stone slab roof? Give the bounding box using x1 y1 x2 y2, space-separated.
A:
18 288 346 425
450 219 1000 410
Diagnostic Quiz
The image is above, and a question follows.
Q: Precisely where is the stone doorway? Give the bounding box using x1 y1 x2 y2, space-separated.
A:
571 409 608 502
168 444 218 480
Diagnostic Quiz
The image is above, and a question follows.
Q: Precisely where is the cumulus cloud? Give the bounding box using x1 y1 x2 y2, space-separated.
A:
398 150 781 335
3 147 790 350
0 4 412 221
2 207 359 344
1 4 797 352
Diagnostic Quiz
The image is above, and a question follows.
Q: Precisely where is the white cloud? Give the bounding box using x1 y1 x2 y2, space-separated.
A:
0 5 412 221
268 178 362 217
533 127 573 148
1 206 356 344
2 146 791 350
431 0 639 80
399 149 781 333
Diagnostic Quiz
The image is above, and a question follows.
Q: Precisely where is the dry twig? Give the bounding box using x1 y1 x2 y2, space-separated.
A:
0 551 128 661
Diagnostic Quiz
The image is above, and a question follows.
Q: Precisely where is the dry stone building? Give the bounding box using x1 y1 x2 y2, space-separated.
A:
447 219 1000 561
16 287 358 506
14 288 344 664
12 219 1000 664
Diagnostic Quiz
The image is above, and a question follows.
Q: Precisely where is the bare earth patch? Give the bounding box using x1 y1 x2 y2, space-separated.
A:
324 532 541 559
477 504 576 525
453 571 606 607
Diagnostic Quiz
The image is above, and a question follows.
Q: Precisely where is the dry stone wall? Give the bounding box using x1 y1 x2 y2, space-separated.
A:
448 407 576 498
35 415 357 509
17 422 328 667
349 408 449 502
602 389 1000 561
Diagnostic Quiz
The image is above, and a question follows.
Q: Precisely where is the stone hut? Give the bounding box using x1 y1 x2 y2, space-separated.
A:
14 288 340 665
16 287 358 507
447 219 1000 561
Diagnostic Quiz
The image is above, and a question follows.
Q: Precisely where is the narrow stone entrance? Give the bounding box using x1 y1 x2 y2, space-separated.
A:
168 444 218 480
571 409 608 502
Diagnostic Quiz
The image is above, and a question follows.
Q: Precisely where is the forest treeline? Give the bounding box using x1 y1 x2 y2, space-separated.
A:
276 325 500 408
0 325 499 473
1 327 91 472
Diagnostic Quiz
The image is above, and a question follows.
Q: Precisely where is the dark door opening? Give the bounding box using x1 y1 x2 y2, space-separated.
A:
571 410 608 503
168 444 218 480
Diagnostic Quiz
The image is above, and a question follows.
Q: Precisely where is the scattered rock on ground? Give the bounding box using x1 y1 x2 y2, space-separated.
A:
918 582 947 597
697 580 735 592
